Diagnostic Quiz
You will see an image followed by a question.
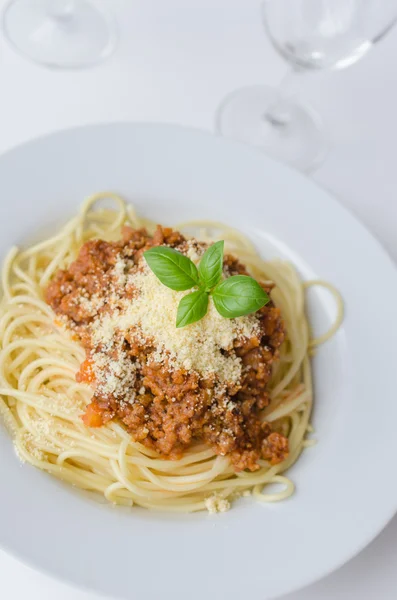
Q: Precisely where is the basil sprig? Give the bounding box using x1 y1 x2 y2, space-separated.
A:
144 241 269 327
212 275 268 318
198 240 224 291
176 289 209 328
144 246 199 291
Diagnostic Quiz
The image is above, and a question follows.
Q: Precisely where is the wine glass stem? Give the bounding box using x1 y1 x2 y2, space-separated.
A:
48 0 76 20
264 68 303 127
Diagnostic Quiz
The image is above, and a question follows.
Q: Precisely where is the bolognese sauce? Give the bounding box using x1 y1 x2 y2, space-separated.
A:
45 225 288 472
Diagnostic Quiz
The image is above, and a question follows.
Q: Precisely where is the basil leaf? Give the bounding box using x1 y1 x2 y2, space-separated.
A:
144 246 199 291
212 275 269 318
176 290 209 328
198 240 224 291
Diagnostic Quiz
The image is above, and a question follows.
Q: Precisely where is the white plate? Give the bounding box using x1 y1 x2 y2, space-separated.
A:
0 123 396 600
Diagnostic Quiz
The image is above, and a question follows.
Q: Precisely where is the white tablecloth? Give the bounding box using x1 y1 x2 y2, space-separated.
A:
1 1 396 598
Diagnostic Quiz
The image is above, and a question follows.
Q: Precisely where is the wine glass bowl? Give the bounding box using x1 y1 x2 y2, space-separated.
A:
262 0 374 70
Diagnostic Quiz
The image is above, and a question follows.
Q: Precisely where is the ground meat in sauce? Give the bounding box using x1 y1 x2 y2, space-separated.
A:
45 225 288 471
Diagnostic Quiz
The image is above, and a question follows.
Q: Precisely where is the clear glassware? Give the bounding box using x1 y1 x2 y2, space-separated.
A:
2 0 117 69
216 0 397 172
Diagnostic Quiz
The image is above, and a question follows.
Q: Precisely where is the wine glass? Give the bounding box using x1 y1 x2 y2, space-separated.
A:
2 0 117 69
216 0 397 172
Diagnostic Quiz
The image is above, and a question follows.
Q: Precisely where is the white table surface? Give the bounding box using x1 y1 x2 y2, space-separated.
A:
1 1 397 598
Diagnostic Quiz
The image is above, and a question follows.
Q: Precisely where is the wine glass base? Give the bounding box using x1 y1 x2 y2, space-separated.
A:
2 0 117 69
216 85 328 173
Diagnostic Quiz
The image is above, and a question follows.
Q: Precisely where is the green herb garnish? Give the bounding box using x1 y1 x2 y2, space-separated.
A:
198 240 224 291
144 242 269 327
212 275 269 318
176 289 209 328
144 246 199 291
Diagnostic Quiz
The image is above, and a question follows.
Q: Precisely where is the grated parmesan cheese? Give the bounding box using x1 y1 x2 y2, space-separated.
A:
113 255 132 287
91 259 259 386
185 240 207 265
92 347 137 401
204 494 231 514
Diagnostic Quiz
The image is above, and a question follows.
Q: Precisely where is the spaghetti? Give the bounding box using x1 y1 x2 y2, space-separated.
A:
0 193 343 512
